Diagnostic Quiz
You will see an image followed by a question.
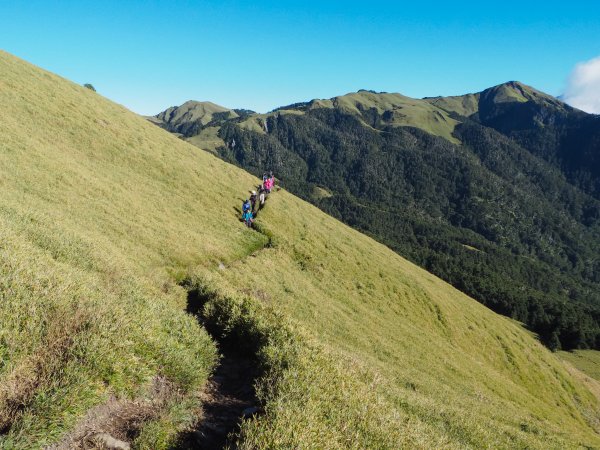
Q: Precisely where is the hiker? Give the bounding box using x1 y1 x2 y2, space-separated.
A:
242 199 251 214
263 174 274 194
242 209 254 227
250 190 258 212
258 186 266 207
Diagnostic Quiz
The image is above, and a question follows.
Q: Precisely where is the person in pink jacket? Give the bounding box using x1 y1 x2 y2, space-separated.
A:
263 171 274 193
263 177 271 193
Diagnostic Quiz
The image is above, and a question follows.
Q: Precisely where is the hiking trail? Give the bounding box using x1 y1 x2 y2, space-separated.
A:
174 338 259 449
175 187 276 448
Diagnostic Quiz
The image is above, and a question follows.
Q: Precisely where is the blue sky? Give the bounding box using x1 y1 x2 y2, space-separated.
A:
2 1 600 114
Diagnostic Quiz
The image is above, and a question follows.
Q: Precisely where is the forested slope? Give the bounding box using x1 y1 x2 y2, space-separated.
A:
156 84 600 350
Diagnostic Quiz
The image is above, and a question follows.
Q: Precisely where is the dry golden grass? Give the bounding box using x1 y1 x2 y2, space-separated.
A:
0 50 266 448
0 50 599 448
204 192 600 448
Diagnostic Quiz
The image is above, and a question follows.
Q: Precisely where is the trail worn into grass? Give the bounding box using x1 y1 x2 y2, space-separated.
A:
176 286 262 449
51 196 272 450
175 347 259 450
175 204 273 449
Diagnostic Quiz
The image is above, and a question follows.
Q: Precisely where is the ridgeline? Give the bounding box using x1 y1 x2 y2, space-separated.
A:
155 82 600 351
1 50 599 448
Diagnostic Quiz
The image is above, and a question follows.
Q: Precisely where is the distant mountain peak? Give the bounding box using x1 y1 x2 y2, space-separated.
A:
482 81 553 104
156 100 235 119
154 100 239 133
425 80 578 123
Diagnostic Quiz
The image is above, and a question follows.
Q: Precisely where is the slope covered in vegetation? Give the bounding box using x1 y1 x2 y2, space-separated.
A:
560 350 600 382
197 192 600 448
157 84 600 351
1 51 600 448
0 50 264 448
427 81 600 199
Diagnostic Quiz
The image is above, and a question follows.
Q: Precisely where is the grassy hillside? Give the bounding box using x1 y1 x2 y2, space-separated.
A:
424 92 480 118
0 50 262 448
425 81 569 119
209 83 557 147
323 91 460 143
164 90 461 143
203 193 600 448
1 50 600 448
166 81 600 352
214 107 600 351
427 82 600 202
560 350 600 382
155 100 238 127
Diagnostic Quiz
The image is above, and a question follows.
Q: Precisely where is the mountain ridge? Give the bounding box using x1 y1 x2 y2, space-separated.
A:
424 80 573 116
154 81 578 146
2 49 600 448
153 81 600 351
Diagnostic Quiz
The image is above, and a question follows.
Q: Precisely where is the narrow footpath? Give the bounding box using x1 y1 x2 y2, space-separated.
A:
175 344 259 449
175 183 273 449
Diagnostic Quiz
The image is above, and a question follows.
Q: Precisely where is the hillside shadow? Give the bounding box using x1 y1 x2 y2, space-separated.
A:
175 287 260 450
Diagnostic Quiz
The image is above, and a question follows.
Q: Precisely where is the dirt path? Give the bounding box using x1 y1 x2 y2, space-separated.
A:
49 192 273 450
174 283 262 450
175 348 259 449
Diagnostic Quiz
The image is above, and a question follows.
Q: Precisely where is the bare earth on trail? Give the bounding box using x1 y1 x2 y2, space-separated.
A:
175 350 259 450
47 377 173 450
48 352 259 450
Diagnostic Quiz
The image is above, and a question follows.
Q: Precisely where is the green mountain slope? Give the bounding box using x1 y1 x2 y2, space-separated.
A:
154 100 239 128
151 100 242 153
425 81 568 118
427 82 600 199
153 91 460 144
0 51 261 447
560 350 600 382
238 90 461 143
158 83 600 351
211 193 600 448
315 90 461 143
2 51 600 448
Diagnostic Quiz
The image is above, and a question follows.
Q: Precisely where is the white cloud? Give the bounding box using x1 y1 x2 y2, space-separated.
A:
563 56 600 114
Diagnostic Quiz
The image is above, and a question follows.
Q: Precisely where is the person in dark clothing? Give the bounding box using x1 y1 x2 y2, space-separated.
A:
250 190 258 213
